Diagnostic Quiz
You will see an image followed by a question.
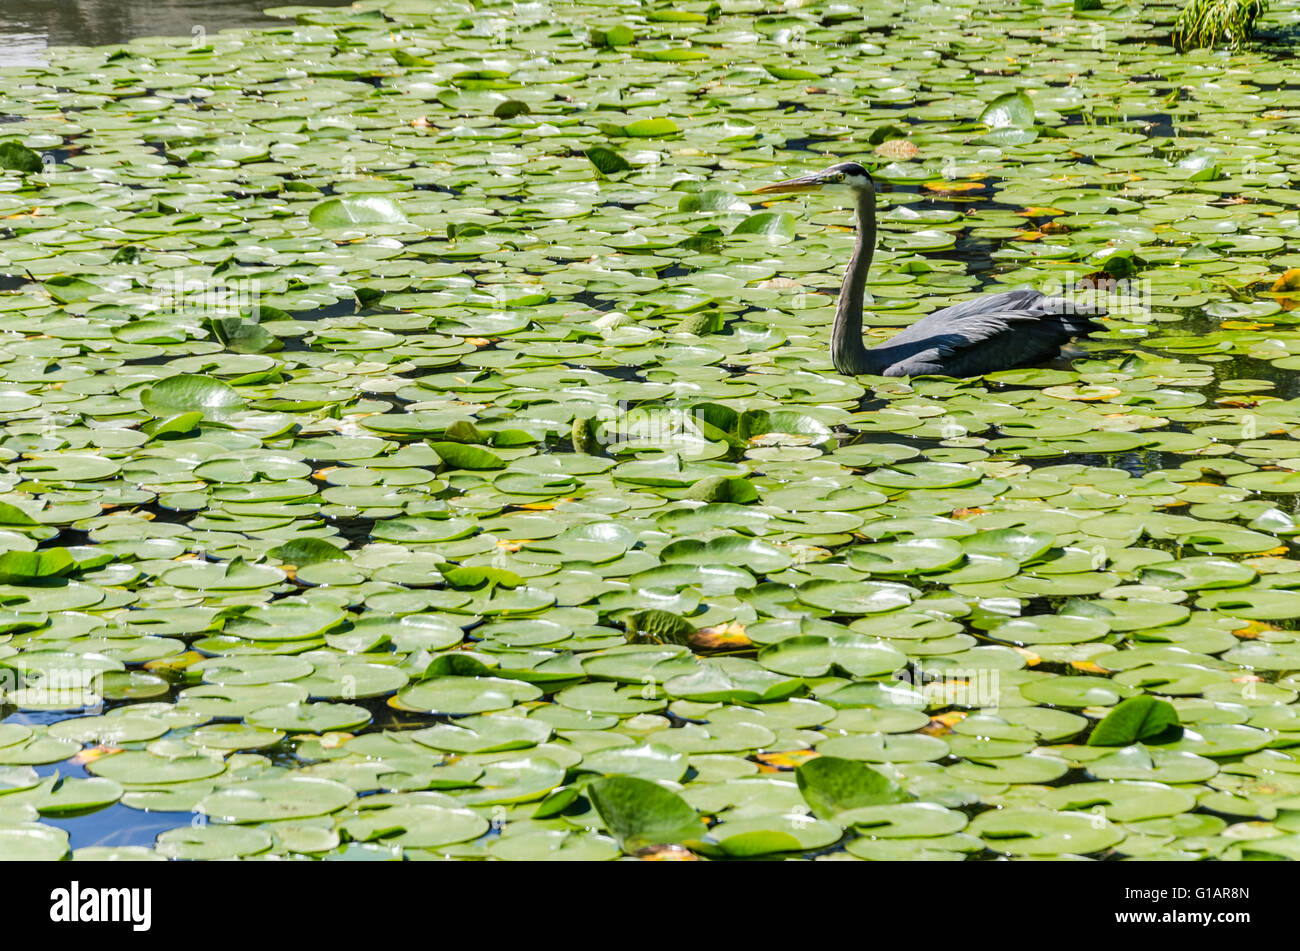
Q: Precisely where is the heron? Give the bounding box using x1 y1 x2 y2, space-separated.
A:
754 162 1107 377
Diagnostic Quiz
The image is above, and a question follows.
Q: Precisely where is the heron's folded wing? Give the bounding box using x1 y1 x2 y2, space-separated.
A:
882 309 1073 377
921 288 1047 323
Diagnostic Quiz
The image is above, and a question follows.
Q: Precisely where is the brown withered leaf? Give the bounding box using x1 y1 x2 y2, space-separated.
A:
690 622 752 651
1234 621 1281 639
1013 646 1042 666
922 711 966 736
1074 271 1117 291
1273 268 1300 293
754 749 819 771
1216 397 1264 408
635 844 700 861
923 180 987 195
144 650 207 679
71 745 122 766
873 138 920 160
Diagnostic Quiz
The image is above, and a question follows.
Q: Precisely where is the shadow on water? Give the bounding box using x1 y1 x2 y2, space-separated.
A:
46 805 191 851
2 738 192 850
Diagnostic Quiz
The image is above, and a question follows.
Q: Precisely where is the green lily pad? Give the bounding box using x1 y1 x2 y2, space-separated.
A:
587 775 707 852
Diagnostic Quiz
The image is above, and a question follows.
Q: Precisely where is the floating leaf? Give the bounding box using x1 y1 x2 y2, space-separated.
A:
586 146 631 175
1087 696 1183 747
587 776 707 852
140 374 245 420
309 196 408 229
979 90 1035 129
795 756 912 820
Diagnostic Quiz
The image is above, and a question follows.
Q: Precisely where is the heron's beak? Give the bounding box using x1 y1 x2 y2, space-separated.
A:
753 173 826 194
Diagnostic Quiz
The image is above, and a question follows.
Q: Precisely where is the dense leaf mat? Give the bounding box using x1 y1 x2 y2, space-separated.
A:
2 0 1300 859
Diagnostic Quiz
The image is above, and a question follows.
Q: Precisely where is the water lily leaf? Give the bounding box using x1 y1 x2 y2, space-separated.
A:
0 550 75 584
758 636 905 678
797 580 916 614
970 808 1124 856
411 715 551 754
1087 745 1218 783
708 814 841 856
31 777 123 818
340 804 486 848
487 829 619 861
267 538 349 566
795 755 911 820
586 146 631 175
961 529 1055 563
246 702 371 733
621 608 696 645
396 676 542 714
156 825 272 860
663 660 800 705
979 91 1035 129
587 775 707 852
0 142 42 173
309 196 408 229
0 502 39 527
840 802 968 837
1019 677 1136 708
623 117 679 137
731 212 797 239
591 23 635 46
430 442 505 470
661 535 791 573
140 374 246 420
0 823 69 860
198 777 355 822
210 317 281 354
1040 781 1195 822
1087 696 1183 747
87 751 226 785
579 743 687 783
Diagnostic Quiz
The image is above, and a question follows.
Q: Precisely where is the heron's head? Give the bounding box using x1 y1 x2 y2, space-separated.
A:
754 161 875 196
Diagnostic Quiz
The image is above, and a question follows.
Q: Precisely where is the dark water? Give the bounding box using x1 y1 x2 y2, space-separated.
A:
0 0 354 66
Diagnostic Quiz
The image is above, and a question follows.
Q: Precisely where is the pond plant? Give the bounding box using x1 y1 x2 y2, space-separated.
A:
1173 0 1270 50
0 0 1298 860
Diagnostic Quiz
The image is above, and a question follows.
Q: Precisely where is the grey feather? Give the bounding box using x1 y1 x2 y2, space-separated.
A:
864 288 1107 377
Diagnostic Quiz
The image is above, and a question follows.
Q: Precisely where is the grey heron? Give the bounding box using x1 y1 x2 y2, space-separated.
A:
755 162 1107 377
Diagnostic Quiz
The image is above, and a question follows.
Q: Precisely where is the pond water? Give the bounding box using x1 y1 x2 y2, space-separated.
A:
0 0 352 66
2 0 1300 861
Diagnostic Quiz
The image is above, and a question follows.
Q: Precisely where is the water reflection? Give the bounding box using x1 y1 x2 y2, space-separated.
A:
46 804 190 851
0 0 353 65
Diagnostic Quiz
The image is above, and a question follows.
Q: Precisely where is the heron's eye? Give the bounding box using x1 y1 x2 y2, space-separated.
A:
832 173 845 182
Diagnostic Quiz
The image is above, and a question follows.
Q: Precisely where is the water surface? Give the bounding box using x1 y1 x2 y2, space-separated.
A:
0 0 352 66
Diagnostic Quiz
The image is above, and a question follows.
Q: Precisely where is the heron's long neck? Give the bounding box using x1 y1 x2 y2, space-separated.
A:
830 189 880 375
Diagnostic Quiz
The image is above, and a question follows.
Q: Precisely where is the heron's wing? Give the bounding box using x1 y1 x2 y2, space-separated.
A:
871 293 1106 377
919 287 1050 324
880 288 1103 350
